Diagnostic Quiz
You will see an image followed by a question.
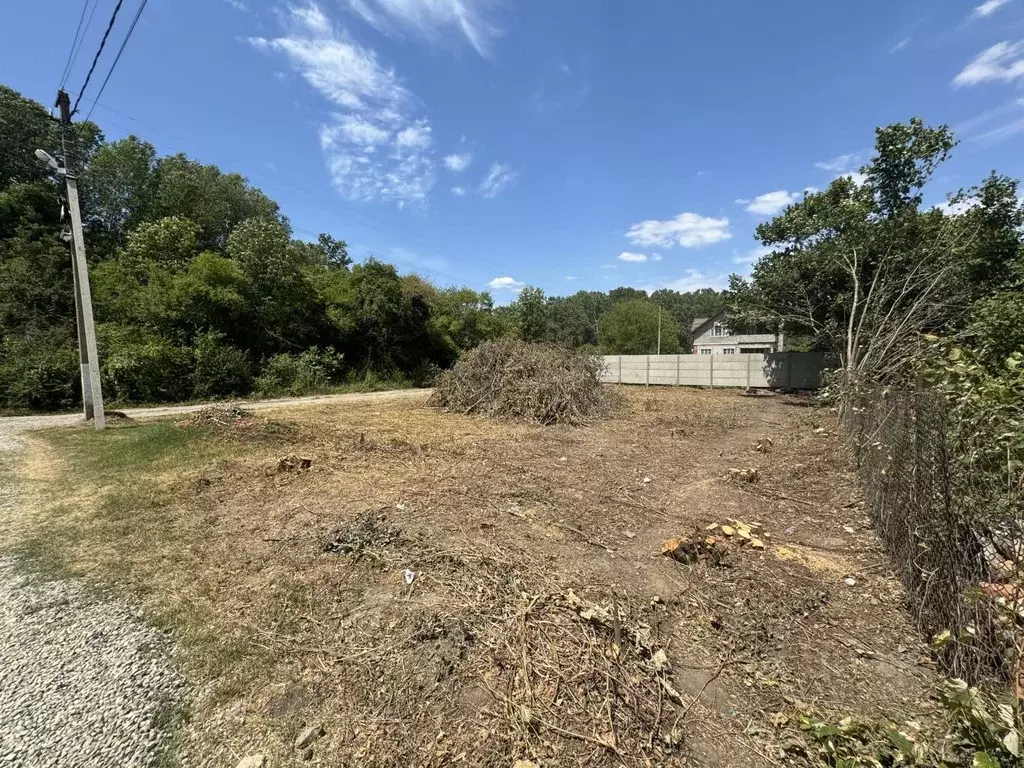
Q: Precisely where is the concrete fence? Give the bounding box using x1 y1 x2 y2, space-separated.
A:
599 352 825 389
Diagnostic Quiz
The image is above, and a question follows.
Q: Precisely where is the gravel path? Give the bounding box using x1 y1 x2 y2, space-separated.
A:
0 557 185 767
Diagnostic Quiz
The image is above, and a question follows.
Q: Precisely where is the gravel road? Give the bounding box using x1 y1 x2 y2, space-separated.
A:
0 389 426 766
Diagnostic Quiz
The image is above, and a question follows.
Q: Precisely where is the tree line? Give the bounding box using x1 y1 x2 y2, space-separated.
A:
0 85 725 411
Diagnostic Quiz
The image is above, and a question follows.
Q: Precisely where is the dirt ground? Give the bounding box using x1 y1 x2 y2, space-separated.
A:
4 386 941 767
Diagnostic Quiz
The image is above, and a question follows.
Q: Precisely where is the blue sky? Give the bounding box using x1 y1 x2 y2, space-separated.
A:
4 0 1024 300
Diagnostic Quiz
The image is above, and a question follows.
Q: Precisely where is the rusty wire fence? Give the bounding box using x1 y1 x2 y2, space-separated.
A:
843 384 1022 684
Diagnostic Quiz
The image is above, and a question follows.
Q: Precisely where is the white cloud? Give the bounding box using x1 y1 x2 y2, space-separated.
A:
488 276 524 291
601 264 618 270
224 0 249 11
626 212 731 248
251 4 436 206
340 0 501 57
935 196 980 215
618 251 648 263
976 117 1024 143
663 269 731 292
973 0 1011 18
564 275 576 280
745 190 802 216
890 37 911 53
651 253 663 261
451 185 466 196
328 114 391 145
815 153 858 173
479 163 518 198
842 172 869 186
395 120 433 150
733 245 773 265
443 152 472 172
954 41 1024 87
734 197 751 204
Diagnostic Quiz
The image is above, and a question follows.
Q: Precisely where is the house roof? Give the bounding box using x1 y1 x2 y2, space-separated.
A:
691 309 727 333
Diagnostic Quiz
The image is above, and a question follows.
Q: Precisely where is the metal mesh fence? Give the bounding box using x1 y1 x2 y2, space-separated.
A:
843 384 1019 683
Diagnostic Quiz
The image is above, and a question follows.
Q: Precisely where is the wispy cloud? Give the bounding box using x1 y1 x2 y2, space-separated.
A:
975 117 1024 143
443 152 472 172
890 36 911 53
663 269 731 292
340 0 501 57
815 153 859 173
973 0 1011 18
251 3 436 206
224 0 249 11
618 251 648 263
479 163 518 198
954 41 1024 87
451 185 466 196
564 275 576 280
957 98 1024 135
744 190 803 216
626 212 731 248
488 276 524 291
733 245 773 266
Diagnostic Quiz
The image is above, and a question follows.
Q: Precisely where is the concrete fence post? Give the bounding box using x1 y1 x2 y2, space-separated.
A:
746 355 753 389
618 356 622 384
709 354 714 389
645 354 650 387
676 354 680 386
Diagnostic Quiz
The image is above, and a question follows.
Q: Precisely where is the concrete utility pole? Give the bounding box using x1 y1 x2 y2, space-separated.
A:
46 90 105 430
656 306 662 355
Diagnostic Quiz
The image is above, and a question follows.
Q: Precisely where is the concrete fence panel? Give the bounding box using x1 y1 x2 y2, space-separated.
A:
599 352 825 389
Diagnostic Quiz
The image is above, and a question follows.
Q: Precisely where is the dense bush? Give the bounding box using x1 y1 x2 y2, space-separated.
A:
253 347 345 397
429 340 608 425
101 327 193 404
191 332 253 399
0 330 79 412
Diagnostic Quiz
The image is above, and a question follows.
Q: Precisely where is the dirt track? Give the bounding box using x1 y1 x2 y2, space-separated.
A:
2 387 942 766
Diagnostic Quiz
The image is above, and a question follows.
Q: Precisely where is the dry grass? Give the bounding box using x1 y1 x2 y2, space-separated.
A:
1 387 942 767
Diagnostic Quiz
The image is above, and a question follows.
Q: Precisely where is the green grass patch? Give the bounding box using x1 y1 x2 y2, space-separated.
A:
37 421 220 482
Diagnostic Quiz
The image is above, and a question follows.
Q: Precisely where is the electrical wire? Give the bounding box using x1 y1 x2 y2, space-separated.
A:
84 0 149 122
71 0 126 115
58 0 94 88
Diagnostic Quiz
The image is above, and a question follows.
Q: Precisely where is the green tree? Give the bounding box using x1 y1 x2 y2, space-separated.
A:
598 300 680 354
81 135 157 244
511 285 547 342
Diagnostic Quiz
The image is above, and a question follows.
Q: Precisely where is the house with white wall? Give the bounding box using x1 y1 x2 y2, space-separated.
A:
691 310 781 355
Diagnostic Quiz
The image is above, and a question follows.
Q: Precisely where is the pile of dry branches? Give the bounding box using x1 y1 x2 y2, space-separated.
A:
429 340 608 425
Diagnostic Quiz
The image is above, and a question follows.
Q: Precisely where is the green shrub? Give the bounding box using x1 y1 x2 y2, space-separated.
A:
0 329 80 411
253 347 344 397
190 332 253 399
101 327 193 403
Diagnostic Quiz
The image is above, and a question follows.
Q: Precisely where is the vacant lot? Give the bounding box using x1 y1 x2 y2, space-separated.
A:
2 387 939 767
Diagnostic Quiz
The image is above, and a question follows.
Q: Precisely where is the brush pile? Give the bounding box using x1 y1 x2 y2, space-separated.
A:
429 340 608 425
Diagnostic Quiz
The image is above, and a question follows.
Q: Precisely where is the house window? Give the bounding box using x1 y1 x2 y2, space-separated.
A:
699 348 712 355
711 322 729 337
740 347 771 355
722 348 736 355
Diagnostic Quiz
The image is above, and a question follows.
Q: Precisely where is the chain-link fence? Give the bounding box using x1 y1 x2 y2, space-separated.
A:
843 384 1021 684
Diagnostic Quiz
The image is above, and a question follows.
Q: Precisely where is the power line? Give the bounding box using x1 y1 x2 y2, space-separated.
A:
84 0 149 122
58 0 94 88
71 0 126 115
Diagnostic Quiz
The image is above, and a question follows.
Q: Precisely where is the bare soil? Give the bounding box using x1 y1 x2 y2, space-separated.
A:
4 387 940 767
